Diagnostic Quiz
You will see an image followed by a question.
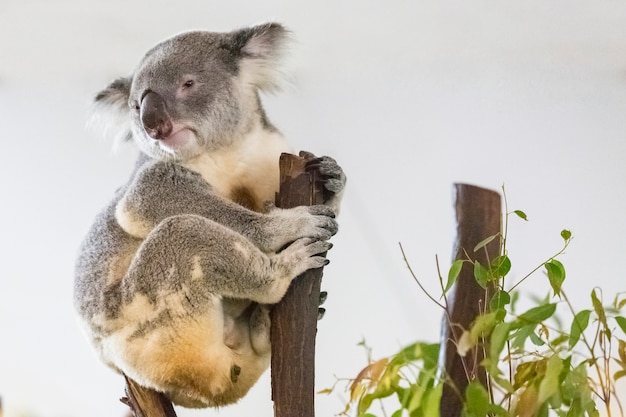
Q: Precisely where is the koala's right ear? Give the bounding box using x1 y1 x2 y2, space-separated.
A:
88 76 133 147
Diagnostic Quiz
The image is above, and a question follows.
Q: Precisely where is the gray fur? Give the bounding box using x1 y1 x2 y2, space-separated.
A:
74 23 345 408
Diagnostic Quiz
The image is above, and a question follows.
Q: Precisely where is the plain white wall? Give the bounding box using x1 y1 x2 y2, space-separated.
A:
1 0 625 416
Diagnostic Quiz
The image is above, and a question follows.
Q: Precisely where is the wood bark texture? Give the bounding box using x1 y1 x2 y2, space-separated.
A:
121 376 177 417
271 151 326 417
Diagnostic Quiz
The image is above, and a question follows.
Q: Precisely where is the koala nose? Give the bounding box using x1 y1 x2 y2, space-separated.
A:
140 91 173 140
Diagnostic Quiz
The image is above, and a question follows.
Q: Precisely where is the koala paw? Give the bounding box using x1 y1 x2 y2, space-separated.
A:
279 237 333 278
306 205 338 238
264 205 337 252
302 154 347 200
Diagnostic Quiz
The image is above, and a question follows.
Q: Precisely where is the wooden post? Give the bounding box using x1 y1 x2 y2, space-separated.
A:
270 152 327 417
121 376 177 417
439 183 501 417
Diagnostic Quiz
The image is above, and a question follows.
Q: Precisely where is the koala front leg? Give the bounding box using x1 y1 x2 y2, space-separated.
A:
124 214 332 304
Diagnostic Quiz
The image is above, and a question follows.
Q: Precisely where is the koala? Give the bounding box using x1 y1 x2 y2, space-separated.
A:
74 22 346 408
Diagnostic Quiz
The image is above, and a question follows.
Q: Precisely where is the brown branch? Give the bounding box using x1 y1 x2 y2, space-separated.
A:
270 152 327 417
121 375 177 417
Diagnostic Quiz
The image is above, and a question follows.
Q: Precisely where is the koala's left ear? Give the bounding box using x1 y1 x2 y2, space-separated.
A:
229 23 290 92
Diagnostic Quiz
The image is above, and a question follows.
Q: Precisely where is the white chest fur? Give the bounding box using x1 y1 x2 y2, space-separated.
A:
181 126 291 208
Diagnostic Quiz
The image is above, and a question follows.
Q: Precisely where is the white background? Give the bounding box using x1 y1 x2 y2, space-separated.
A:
1 0 626 416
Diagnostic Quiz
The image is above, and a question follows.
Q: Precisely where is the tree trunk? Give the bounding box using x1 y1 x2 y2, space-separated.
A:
271 152 327 417
439 183 501 417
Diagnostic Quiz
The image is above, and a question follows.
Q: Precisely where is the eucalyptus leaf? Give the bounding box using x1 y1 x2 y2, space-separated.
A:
530 331 545 346
490 322 511 371
474 261 492 289
538 355 563 403
491 255 512 277
490 289 511 312
614 370 626 381
545 259 565 297
513 303 557 328
591 289 608 328
473 234 498 252
615 316 626 334
569 309 591 349
445 259 464 293
464 381 491 416
514 210 528 221
560 229 572 240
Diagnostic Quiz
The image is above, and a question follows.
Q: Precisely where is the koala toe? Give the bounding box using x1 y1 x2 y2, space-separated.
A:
308 204 336 218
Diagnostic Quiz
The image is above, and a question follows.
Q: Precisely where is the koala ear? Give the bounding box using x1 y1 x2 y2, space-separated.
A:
230 23 290 92
88 77 133 148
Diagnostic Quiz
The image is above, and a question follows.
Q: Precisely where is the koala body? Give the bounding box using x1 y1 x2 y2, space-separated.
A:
74 23 345 408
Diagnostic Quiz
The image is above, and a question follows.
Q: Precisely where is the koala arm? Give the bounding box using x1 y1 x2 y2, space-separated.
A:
115 160 337 252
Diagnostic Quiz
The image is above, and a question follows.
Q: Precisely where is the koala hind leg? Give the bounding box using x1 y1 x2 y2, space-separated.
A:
249 304 271 355
114 214 328 406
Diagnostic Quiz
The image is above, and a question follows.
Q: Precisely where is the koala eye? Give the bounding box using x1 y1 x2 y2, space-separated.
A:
130 101 140 111
182 80 194 89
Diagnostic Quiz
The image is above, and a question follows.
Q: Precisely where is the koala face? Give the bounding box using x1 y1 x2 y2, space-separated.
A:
128 32 244 160
93 23 289 161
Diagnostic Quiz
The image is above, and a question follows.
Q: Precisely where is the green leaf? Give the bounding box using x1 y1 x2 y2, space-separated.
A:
491 255 512 278
474 234 498 252
474 261 492 289
591 289 608 328
551 334 569 347
569 310 591 349
464 381 508 417
489 322 511 369
530 331 545 346
545 259 566 297
614 370 626 381
422 383 442 417
470 312 501 341
490 289 511 312
512 325 536 351
514 360 542 389
464 381 490 416
513 303 557 328
615 316 626 334
538 355 563 403
514 210 528 221
445 260 464 293
561 229 572 240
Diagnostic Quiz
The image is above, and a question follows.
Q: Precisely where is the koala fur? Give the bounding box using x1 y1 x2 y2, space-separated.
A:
74 22 346 408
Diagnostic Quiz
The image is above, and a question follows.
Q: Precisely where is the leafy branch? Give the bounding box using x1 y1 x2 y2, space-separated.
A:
325 198 626 417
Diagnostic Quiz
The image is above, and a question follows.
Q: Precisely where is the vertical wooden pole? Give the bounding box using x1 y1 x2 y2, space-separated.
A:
439 183 501 417
271 152 327 417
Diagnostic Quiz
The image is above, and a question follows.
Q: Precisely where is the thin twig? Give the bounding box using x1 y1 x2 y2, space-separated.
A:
399 242 446 310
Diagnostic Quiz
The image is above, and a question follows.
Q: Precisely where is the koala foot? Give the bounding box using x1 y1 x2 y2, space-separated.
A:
249 305 271 354
278 237 332 278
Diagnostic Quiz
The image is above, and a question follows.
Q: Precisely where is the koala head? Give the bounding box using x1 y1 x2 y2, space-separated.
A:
91 23 289 161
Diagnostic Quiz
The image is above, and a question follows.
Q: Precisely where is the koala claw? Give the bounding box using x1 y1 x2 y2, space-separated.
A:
319 290 328 305
231 365 241 383
309 204 336 218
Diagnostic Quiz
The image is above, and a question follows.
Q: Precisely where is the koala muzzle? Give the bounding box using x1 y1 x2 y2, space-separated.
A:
140 91 173 140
